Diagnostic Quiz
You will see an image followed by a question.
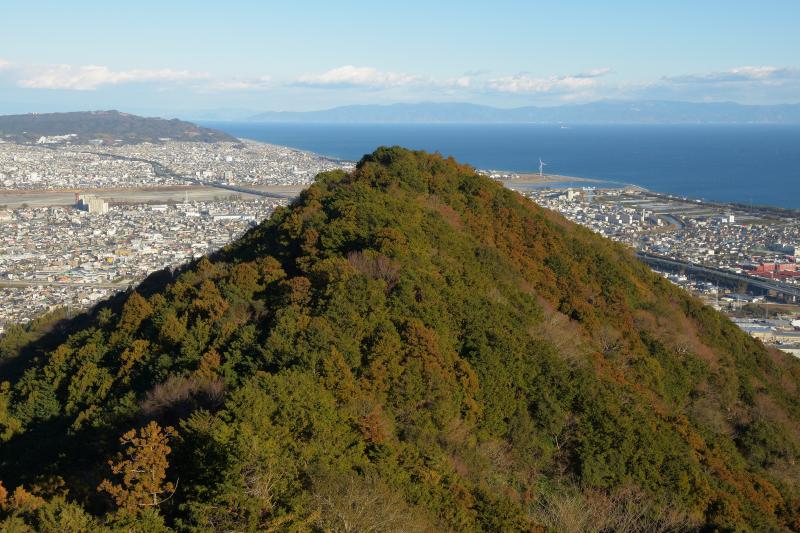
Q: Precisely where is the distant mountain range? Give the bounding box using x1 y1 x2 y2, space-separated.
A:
0 110 238 145
247 100 800 124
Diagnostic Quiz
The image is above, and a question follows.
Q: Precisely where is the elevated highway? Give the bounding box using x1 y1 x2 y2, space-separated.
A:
636 252 800 302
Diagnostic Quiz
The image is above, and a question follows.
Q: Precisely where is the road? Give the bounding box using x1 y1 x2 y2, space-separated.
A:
201 181 297 200
0 279 132 290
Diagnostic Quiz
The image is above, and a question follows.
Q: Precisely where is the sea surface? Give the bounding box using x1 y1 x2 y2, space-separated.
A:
201 122 800 209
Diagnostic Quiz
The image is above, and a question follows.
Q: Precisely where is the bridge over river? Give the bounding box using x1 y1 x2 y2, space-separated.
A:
91 152 300 201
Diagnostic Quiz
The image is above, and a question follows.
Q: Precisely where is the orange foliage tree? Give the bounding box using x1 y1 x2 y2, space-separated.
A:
98 421 177 513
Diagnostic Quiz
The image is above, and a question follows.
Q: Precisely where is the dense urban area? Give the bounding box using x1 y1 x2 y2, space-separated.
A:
0 135 352 331
0 138 344 190
510 180 800 356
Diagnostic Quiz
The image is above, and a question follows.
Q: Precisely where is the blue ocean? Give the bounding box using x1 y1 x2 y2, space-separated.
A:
202 122 800 209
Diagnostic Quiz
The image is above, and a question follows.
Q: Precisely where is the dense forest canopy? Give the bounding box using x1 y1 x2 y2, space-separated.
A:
1 147 799 531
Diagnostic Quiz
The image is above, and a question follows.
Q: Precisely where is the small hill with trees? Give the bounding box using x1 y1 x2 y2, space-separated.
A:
1 147 799 531
0 110 237 145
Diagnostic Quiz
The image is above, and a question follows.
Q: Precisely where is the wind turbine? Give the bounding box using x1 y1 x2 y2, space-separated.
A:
538 157 547 177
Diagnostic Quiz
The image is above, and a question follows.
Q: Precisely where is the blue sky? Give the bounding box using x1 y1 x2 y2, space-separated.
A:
0 0 798 115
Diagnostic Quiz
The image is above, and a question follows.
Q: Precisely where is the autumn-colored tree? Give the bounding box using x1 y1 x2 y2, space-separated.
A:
230 261 262 294
0 481 46 513
158 311 188 346
194 348 221 380
282 276 312 306
117 339 151 380
117 292 153 334
10 486 46 512
255 255 286 284
192 280 229 320
98 421 177 513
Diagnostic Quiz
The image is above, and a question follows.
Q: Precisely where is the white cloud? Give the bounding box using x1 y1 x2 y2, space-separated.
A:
201 76 272 92
292 66 614 99
451 76 471 88
665 66 800 84
574 67 612 79
293 65 420 89
1 58 797 105
730 66 795 79
1 59 268 93
486 73 602 94
484 68 610 96
17 64 208 90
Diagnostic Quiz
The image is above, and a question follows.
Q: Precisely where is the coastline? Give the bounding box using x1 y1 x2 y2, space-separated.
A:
235 135 639 191
203 122 800 210
495 172 605 186
493 171 645 192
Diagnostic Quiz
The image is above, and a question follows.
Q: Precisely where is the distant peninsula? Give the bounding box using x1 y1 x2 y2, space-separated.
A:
247 100 800 124
0 110 238 145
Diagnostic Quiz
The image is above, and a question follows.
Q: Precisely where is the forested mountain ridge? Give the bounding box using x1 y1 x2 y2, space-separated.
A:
1 147 799 531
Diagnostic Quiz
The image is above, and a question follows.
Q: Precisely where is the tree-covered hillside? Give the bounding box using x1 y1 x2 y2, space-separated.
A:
0 110 237 145
1 147 799 531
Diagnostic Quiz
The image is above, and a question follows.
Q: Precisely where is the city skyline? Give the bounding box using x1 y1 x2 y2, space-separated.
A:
1 0 799 115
